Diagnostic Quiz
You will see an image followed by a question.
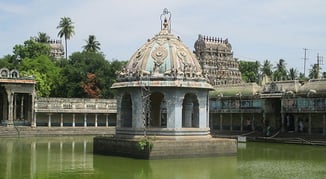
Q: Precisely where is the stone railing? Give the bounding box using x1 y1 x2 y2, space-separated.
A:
35 98 117 114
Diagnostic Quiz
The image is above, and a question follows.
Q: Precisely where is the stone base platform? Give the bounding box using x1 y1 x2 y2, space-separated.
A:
93 135 237 159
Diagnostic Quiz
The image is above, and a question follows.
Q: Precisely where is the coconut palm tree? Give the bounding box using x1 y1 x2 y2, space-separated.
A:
83 35 101 53
273 59 287 81
36 32 49 43
57 17 75 59
288 68 298 80
309 64 321 79
260 59 273 77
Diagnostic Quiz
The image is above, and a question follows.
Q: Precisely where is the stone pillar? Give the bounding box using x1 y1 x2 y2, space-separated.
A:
240 113 243 132
252 114 255 131
6 90 14 126
30 93 35 127
32 111 37 128
72 114 75 127
95 114 98 127
281 113 286 132
166 93 181 129
60 114 63 127
13 94 16 121
84 113 87 127
219 113 223 131
294 115 298 132
105 114 109 127
308 113 311 135
48 114 52 127
133 91 144 129
20 96 24 120
323 114 326 136
230 113 233 131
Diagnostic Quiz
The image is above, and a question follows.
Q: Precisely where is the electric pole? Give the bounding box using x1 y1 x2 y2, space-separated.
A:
316 53 323 79
303 48 309 77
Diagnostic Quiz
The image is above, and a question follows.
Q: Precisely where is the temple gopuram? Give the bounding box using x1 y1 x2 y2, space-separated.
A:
194 35 242 86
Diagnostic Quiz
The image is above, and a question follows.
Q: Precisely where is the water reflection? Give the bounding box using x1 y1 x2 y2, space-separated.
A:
93 155 237 179
0 137 94 179
237 142 326 179
0 137 325 179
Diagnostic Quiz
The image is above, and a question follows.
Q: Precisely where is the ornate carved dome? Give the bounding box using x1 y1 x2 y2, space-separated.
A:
113 12 212 89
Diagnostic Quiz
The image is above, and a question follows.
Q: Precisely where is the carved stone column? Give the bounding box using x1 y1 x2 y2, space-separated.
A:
60 114 64 127
95 114 98 127
30 93 35 127
6 90 14 127
72 114 75 127
105 114 109 127
84 113 87 127
219 113 223 131
48 113 52 127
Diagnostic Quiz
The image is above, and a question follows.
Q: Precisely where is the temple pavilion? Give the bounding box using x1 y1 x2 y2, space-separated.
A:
94 9 237 159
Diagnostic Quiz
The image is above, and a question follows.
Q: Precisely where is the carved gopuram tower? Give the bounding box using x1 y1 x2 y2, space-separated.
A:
194 35 243 86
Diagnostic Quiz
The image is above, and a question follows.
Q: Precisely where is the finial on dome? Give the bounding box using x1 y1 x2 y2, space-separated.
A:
160 8 171 32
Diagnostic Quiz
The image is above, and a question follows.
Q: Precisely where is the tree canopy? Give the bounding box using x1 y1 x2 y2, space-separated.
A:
53 51 126 98
13 39 50 59
239 60 260 83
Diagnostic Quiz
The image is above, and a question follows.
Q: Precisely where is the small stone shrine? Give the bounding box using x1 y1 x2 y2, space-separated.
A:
93 9 237 159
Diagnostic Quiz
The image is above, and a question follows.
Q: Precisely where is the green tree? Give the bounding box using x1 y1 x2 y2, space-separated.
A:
298 72 308 81
19 55 61 97
261 59 273 77
55 52 126 98
83 35 101 53
57 17 75 59
308 64 321 79
239 60 260 83
288 68 298 80
0 55 18 69
13 40 50 59
323 72 326 78
35 32 49 43
273 59 287 81
21 69 51 97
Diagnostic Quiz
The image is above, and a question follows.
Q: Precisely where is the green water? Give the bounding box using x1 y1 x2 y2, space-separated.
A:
0 137 325 179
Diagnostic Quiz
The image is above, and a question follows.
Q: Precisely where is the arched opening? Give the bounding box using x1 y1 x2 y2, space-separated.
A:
0 68 9 78
182 93 199 128
150 92 166 128
11 70 19 78
120 94 132 127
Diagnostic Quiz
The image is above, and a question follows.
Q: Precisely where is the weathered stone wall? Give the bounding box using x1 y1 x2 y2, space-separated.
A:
35 97 117 113
93 136 237 159
34 98 117 127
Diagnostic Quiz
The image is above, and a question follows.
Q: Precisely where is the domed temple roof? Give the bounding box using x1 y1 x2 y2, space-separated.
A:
112 12 212 89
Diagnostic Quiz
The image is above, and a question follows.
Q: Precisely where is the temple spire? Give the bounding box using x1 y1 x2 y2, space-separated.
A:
160 8 171 32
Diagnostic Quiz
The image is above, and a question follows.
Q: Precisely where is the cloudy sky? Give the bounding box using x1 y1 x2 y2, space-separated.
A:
1 0 325 73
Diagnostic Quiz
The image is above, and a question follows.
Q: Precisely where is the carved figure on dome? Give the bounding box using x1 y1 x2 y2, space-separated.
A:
151 46 168 74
